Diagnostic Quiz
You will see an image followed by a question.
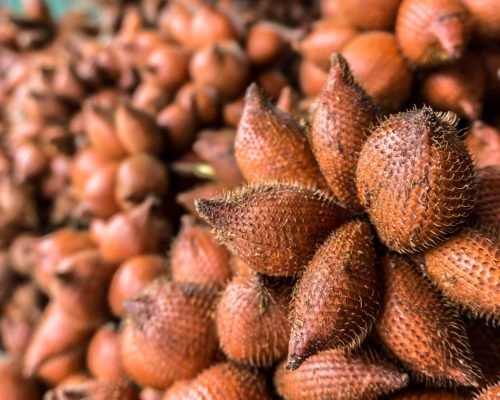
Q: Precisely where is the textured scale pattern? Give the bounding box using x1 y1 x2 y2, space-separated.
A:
309 54 380 212
475 383 500 400
163 363 271 400
196 182 349 276
274 348 409 400
234 84 327 189
395 0 471 67
287 220 380 370
389 388 470 399
376 254 480 386
216 275 291 367
423 228 500 321
356 107 477 253
120 280 218 388
473 166 500 226
170 215 232 289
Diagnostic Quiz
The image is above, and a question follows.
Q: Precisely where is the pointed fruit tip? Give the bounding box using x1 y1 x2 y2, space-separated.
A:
285 355 303 370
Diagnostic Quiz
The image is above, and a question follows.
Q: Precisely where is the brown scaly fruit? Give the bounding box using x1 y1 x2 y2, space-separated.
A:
465 318 500 385
234 83 328 190
216 274 291 367
395 0 471 68
388 388 470 399
0 355 40 400
162 362 271 400
356 107 477 254
287 220 379 370
275 348 409 400
170 215 232 289
120 280 218 388
196 182 349 276
422 227 499 321
309 54 380 212
475 382 500 400
473 166 500 226
45 378 138 400
376 254 481 386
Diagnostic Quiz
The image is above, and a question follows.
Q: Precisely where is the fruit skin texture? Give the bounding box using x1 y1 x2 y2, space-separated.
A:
376 254 480 386
310 54 380 212
395 0 471 67
473 166 500 226
287 220 379 370
274 348 409 400
475 383 500 400
234 84 327 190
337 0 401 30
45 378 138 400
163 363 271 400
356 107 477 254
423 228 499 321
120 280 218 388
170 215 232 289
388 388 470 399
196 182 348 276
216 275 291 367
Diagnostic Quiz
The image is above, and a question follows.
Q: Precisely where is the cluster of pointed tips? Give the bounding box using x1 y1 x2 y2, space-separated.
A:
188 54 500 399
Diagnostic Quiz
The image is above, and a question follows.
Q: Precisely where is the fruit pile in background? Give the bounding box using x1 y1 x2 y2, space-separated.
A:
0 0 498 399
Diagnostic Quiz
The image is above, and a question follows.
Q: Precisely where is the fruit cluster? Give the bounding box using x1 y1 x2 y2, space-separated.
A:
0 0 498 399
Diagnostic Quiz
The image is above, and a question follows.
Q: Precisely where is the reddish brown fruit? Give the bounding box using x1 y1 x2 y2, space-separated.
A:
395 0 471 67
473 166 500 226
420 52 486 120
465 319 500 385
461 0 500 41
188 4 238 50
423 228 499 321
171 215 232 289
157 101 198 155
298 19 358 70
338 0 401 30
193 129 244 186
96 199 171 263
115 154 168 210
71 149 112 197
53 249 117 323
87 324 126 380
176 83 220 126
216 275 291 367
12 141 49 182
356 108 477 253
8 234 37 277
196 182 349 276
24 303 94 377
376 254 480 386
342 31 412 111
84 105 127 160
0 356 40 400
288 220 379 369
114 102 164 156
276 86 297 114
189 41 250 100
163 363 271 400
141 387 164 400
45 379 138 400
79 162 120 219
120 280 218 388
389 389 470 399
235 84 327 189
108 255 168 317
142 43 189 91
310 54 380 212
35 347 85 386
176 182 226 217
246 21 288 66
34 229 94 294
256 69 288 99
475 383 500 400
299 59 328 97
465 122 500 169
275 348 409 400
222 97 244 127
